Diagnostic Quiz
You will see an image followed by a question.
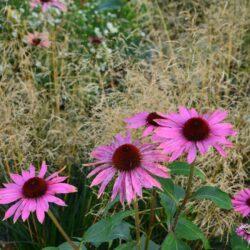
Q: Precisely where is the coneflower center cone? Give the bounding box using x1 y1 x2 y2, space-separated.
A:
40 0 51 3
32 38 42 46
183 117 210 141
146 112 164 126
112 144 141 171
22 177 48 198
246 198 250 207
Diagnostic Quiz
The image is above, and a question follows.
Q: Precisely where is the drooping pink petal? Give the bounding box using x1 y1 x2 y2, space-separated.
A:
97 168 116 197
4 200 22 220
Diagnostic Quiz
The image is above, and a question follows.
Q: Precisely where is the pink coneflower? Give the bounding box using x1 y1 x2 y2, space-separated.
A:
86 132 170 204
232 189 250 217
124 112 166 137
236 224 250 244
30 0 67 12
154 107 236 163
88 36 104 45
0 162 77 223
27 32 51 48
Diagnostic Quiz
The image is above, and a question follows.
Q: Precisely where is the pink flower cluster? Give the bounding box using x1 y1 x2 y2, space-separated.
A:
0 107 237 226
87 107 236 204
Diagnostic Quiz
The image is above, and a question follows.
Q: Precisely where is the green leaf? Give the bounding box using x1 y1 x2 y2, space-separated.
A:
58 242 87 250
139 235 160 250
168 162 206 181
160 193 176 225
115 235 160 250
175 217 211 249
191 186 232 209
162 233 191 250
42 248 59 250
82 210 133 243
97 0 124 11
158 178 185 204
114 241 137 250
230 230 249 250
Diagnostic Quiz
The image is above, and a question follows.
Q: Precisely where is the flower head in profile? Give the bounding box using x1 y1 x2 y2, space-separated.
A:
88 36 104 45
124 112 166 137
236 223 250 244
232 189 250 217
154 107 236 163
27 32 51 48
86 132 170 204
30 0 67 12
0 162 77 223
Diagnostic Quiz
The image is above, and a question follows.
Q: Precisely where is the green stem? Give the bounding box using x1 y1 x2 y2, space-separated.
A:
171 164 195 231
47 210 78 250
145 189 156 250
133 200 141 250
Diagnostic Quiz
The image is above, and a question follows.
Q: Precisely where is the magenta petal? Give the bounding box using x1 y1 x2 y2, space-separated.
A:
39 161 47 178
36 198 46 223
98 168 116 197
125 172 134 204
142 126 154 137
4 200 22 220
130 171 142 197
87 164 110 178
187 144 197 163
10 174 25 186
90 167 114 187
208 110 228 124
111 174 123 200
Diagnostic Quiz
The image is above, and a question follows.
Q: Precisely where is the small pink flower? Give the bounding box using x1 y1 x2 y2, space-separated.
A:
154 107 236 163
27 32 51 48
0 162 77 223
86 132 170 204
30 0 67 12
236 223 250 244
124 112 167 137
232 189 250 217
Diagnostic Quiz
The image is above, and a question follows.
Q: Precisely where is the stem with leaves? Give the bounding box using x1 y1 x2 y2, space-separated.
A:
171 164 195 231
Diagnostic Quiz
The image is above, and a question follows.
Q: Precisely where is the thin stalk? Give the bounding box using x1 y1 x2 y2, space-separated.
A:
145 189 156 250
47 210 78 250
133 200 141 250
171 164 195 231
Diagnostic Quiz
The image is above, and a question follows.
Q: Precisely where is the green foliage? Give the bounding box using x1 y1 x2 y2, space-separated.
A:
192 186 232 209
42 242 87 250
230 230 249 250
97 0 125 11
82 210 134 244
175 217 211 249
161 232 191 250
168 162 206 181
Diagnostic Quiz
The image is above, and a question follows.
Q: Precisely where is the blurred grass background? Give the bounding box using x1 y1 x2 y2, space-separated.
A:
0 0 249 249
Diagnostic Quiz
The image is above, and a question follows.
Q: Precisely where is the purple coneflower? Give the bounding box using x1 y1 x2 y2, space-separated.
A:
0 162 77 223
124 112 167 137
236 223 250 244
232 188 250 217
27 32 51 48
30 0 67 12
86 132 170 204
88 36 104 45
154 107 236 163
